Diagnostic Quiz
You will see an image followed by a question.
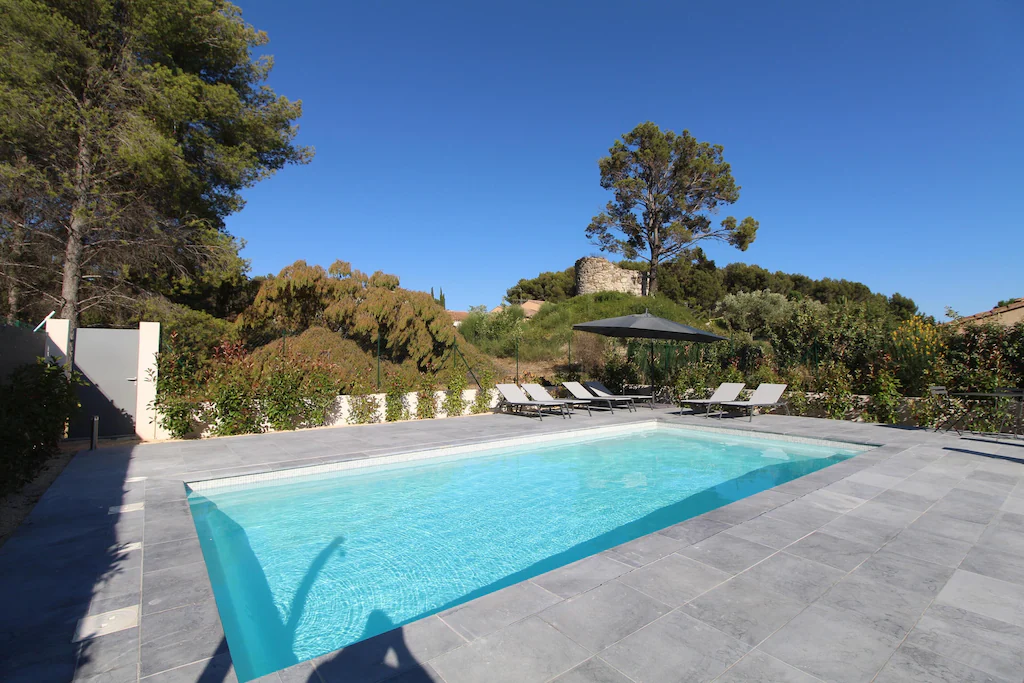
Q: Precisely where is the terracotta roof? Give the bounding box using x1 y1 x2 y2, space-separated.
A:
953 298 1024 324
447 310 470 322
492 299 546 318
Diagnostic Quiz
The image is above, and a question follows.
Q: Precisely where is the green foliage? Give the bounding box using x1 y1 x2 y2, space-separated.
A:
0 359 80 495
586 122 758 295
202 343 262 437
0 0 312 331
384 372 410 422
889 316 942 395
715 290 792 338
459 305 525 358
347 391 381 425
506 267 576 303
442 370 469 417
997 298 1020 308
416 373 439 419
471 370 496 414
259 357 339 432
238 260 459 371
866 368 902 424
814 361 855 420
599 354 642 394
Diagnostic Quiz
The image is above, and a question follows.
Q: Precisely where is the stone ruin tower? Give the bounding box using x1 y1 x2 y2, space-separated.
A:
574 257 646 296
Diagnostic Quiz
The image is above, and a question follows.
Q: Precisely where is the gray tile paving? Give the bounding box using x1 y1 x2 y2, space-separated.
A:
537 580 670 652
3 410 1024 683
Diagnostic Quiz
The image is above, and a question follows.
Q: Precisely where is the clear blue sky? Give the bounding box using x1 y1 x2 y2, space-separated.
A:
228 0 1023 318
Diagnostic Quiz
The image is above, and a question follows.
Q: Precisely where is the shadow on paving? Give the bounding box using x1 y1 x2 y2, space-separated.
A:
0 446 135 681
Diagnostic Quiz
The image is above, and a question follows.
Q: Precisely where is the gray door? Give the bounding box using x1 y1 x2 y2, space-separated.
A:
70 328 140 438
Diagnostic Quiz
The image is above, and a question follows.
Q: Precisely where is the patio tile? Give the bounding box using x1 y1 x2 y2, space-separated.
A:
819 574 934 639
851 547 955 598
870 488 935 511
600 610 750 682
142 560 213 615
844 500 921 527
935 569 1024 627
314 616 464 683
906 603 1024 682
820 514 902 548
429 617 590 683
874 643 1010 683
763 500 840 531
929 489 1003 524
726 515 810 550
847 470 905 489
531 554 632 600
440 581 562 640
549 657 632 683
975 519 1024 557
738 552 846 604
760 603 901 683
819 478 884 501
885 527 973 567
715 650 821 683
681 575 805 646
538 581 670 652
142 653 237 683
960 544 1024 586
784 531 875 571
679 533 775 574
907 511 987 543
138 600 228 678
616 553 730 607
800 489 864 514
248 661 317 683
73 626 139 682
658 517 731 544
602 532 683 568
702 499 772 525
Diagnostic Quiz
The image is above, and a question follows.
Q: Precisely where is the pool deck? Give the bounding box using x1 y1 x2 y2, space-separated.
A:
3 409 1024 683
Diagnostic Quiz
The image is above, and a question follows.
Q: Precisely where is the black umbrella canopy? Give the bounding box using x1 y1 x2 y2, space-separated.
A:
572 310 726 342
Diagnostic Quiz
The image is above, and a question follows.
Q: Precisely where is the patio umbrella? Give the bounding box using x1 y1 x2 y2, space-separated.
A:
572 310 726 385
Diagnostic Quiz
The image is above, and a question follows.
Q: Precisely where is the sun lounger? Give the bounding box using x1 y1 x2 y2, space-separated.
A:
584 380 656 410
522 383 592 416
496 383 568 420
720 383 789 421
563 381 634 412
679 382 746 417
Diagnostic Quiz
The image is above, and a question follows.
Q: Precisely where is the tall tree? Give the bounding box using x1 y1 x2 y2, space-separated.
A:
0 0 312 355
586 122 758 295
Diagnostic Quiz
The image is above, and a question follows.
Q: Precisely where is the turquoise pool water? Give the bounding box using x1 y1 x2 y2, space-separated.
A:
187 425 864 681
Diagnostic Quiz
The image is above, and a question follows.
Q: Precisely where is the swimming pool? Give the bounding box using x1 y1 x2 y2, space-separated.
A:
187 423 867 681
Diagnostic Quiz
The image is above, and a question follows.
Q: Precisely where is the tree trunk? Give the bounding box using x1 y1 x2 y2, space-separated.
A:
60 106 92 362
5 221 24 320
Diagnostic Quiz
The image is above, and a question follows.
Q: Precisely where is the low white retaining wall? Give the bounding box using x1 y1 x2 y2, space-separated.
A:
334 388 499 424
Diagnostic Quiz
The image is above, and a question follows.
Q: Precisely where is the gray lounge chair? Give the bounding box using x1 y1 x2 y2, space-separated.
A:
563 381 634 412
496 383 568 420
679 382 746 417
522 383 592 416
720 383 789 421
585 380 656 410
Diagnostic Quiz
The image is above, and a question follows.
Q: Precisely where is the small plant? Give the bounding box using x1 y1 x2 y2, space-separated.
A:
202 342 263 436
866 366 902 424
673 363 712 401
416 372 438 419
815 361 854 420
384 372 410 422
471 370 496 414
442 369 469 417
347 384 382 425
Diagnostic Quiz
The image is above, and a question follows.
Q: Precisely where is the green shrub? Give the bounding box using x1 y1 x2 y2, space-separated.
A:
866 368 902 424
442 370 469 417
202 343 263 436
673 363 712 400
384 372 410 422
0 359 80 496
347 386 381 424
416 373 438 419
471 370 496 414
815 361 854 420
